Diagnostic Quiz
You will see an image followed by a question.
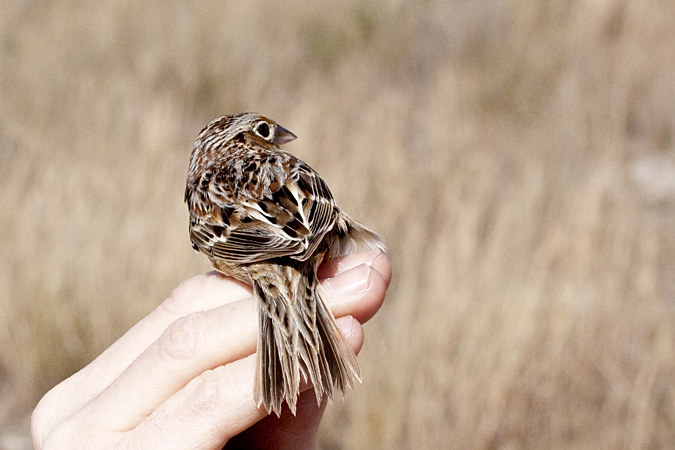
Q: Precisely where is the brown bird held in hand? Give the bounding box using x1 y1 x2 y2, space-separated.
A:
185 113 385 416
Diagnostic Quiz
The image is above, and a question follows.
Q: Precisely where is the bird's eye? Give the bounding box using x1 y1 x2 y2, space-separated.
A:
255 122 271 139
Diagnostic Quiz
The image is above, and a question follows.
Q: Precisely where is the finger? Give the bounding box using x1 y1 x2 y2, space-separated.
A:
41 251 388 424
318 251 392 288
125 355 261 450
95 272 253 377
125 319 364 450
335 315 365 359
43 250 388 423
320 262 388 324
34 254 385 443
74 296 258 432
34 272 252 429
68 266 375 432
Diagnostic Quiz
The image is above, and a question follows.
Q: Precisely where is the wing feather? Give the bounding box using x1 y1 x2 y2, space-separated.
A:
188 159 339 264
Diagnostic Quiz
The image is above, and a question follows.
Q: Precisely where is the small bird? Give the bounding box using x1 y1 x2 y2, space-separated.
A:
185 113 385 416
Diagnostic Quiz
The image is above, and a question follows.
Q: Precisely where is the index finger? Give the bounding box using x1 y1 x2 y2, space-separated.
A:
35 272 252 428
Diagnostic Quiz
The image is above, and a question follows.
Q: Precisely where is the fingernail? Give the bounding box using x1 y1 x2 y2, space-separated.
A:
326 264 369 293
337 316 356 338
336 250 382 273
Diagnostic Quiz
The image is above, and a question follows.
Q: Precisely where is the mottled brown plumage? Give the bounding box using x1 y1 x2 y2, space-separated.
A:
185 113 385 416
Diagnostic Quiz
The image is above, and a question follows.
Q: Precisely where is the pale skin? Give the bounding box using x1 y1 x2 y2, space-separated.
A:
31 251 391 450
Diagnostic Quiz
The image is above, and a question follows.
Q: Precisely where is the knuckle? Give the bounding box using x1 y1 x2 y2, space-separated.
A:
190 369 222 413
137 407 171 439
157 312 207 362
161 275 209 315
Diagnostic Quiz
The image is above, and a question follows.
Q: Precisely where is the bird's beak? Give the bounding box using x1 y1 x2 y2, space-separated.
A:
274 125 297 146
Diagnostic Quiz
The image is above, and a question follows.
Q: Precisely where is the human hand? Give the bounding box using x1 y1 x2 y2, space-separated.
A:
31 251 391 450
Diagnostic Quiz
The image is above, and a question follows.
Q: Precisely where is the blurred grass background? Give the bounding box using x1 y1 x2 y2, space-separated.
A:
2 0 675 448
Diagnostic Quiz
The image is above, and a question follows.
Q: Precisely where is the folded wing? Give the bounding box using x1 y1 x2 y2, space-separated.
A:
189 162 339 264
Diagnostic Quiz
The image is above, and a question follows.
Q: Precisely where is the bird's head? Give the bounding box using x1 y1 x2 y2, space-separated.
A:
186 113 297 198
198 113 296 151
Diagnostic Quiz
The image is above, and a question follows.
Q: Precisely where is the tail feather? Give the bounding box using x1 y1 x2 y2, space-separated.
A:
315 283 361 393
254 282 290 415
253 264 361 416
333 212 386 257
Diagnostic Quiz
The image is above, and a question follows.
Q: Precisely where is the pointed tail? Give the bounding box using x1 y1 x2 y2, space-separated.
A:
253 264 361 416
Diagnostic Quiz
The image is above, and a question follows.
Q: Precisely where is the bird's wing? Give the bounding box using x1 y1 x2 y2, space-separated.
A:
189 162 338 264
288 162 338 260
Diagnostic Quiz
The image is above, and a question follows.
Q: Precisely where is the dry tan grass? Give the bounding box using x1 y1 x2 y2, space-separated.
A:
3 0 675 448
